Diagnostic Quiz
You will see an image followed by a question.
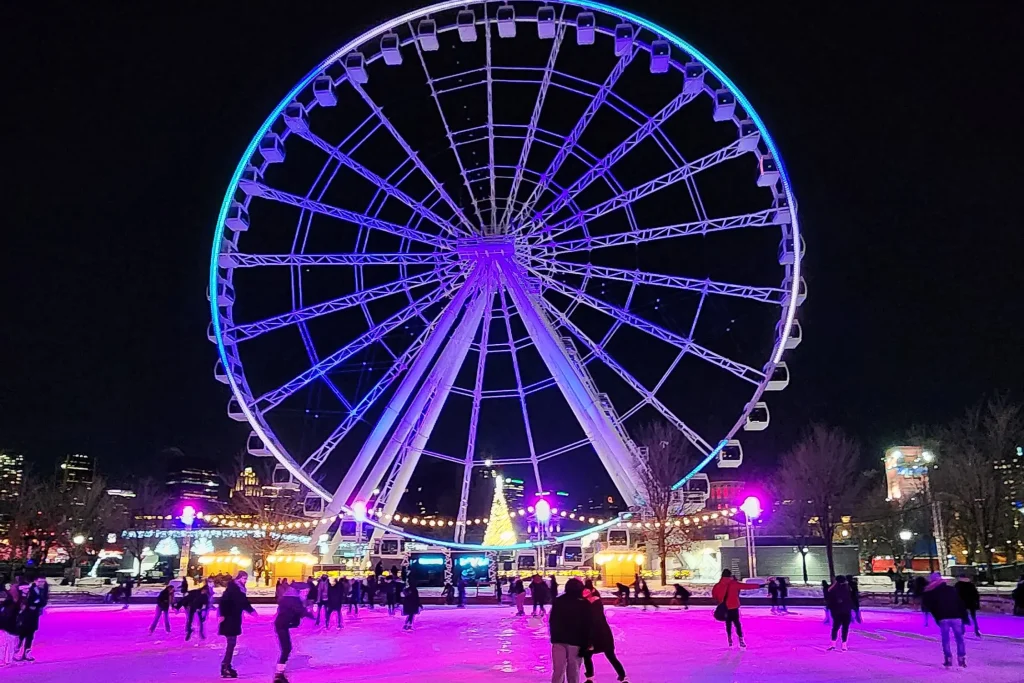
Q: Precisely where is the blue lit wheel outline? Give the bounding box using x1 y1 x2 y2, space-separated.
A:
209 0 802 551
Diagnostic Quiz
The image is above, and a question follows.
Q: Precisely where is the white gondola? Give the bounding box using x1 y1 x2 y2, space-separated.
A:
613 23 633 55
217 235 238 269
227 396 247 422
259 133 285 164
214 355 241 385
207 321 217 343
744 402 770 431
717 439 743 468
766 362 790 391
272 464 300 491
738 119 761 152
576 11 595 45
713 88 736 122
238 165 262 194
537 5 556 39
772 194 792 225
304 493 324 518
497 6 516 38
680 473 711 507
783 276 808 306
247 430 272 456
779 319 803 349
683 62 703 94
344 52 368 84
417 19 439 51
457 9 477 42
650 39 670 73
561 543 584 567
380 33 402 65
225 201 249 232
758 154 780 187
283 103 308 134
312 75 336 106
209 278 234 307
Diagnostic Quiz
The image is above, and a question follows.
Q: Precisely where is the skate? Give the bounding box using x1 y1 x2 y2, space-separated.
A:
20 651 35 662
943 657 952 668
273 673 289 683
827 640 837 652
738 639 747 649
727 636 733 647
840 642 848 652
221 664 239 678
957 657 966 668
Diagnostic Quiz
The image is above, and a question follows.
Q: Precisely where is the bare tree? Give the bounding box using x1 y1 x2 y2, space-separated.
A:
120 478 172 577
775 425 866 581
631 421 697 584
29 476 123 577
932 397 1022 584
850 479 929 571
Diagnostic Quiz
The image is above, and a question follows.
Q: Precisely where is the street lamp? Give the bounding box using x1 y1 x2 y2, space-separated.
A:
72 534 86 546
740 496 763 579
899 529 912 542
178 505 199 579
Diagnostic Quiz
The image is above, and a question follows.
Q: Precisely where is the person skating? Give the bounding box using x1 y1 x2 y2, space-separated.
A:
672 583 690 609
13 576 48 662
955 574 981 636
512 576 527 616
777 577 790 614
374 561 384 581
121 576 134 610
384 577 400 617
401 583 421 631
314 575 330 625
457 575 467 608
582 580 628 683
638 578 657 611
0 580 22 666
825 575 854 651
326 578 345 628
185 576 209 641
767 577 779 614
531 574 551 616
217 571 257 679
549 577 590 683
614 583 630 607
1012 575 1024 616
549 574 559 599
894 570 907 605
495 577 503 604
273 582 313 683
711 569 761 649
847 576 860 623
821 580 831 624
149 583 174 635
912 574 929 625
367 573 378 609
349 578 362 615
922 572 968 668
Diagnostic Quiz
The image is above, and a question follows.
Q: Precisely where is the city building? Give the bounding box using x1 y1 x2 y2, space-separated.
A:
707 480 745 511
0 451 25 500
883 446 934 501
165 456 225 503
996 445 1023 508
232 466 262 498
502 477 526 511
59 453 96 489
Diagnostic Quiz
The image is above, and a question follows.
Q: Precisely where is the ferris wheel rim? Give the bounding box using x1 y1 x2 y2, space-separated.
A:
209 0 803 549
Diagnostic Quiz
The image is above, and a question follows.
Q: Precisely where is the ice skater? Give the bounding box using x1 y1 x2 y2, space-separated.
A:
847 576 860 623
273 582 313 683
821 580 831 623
638 578 657 611
825 575 854 651
457 575 467 609
582 580 628 683
767 577 779 613
149 583 174 635
121 576 134 610
711 569 761 649
217 571 257 679
13 576 48 662
955 575 981 636
671 583 690 609
549 574 559 599
384 576 399 617
186 577 210 641
531 574 551 616
512 577 527 616
402 583 421 631
549 578 589 683
922 572 968 668
349 578 362 615
327 578 345 628
1 579 22 666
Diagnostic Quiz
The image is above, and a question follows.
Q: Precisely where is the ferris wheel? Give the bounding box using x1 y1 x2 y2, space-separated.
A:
208 0 804 552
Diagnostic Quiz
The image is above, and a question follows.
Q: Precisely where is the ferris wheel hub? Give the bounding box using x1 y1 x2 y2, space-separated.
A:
455 236 518 262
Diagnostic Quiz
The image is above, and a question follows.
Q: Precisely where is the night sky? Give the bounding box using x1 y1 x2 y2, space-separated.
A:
3 1 1022 489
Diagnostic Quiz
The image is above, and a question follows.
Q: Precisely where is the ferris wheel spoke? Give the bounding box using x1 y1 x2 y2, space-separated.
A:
530 90 700 230
225 268 455 343
220 252 452 268
496 285 543 493
533 260 787 305
542 299 713 456
538 209 780 256
530 140 750 243
411 31 487 232
348 78 477 238
239 180 451 248
511 44 638 231
537 274 765 386
483 6 498 231
252 273 461 414
499 6 567 232
295 127 463 239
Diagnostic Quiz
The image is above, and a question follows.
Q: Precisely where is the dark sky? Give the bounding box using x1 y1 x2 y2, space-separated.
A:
3 1 1022 489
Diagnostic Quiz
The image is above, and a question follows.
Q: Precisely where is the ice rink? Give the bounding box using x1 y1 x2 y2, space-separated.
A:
7 602 1023 682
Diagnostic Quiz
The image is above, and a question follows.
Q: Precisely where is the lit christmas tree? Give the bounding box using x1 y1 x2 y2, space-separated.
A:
483 476 517 546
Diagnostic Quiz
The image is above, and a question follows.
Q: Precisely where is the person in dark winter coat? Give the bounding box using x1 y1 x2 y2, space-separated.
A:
218 571 257 679
711 570 761 649
672 583 690 609
385 578 401 616
614 583 630 607
922 572 968 668
367 574 378 609
549 575 559 599
374 561 384 580
847 576 860 623
777 577 789 613
275 579 288 601
149 584 174 635
549 578 590 683
401 584 421 631
349 579 362 614
305 577 316 609
530 575 551 615
314 575 330 625
186 577 210 641
767 578 779 613
955 575 981 636
457 576 467 608
825 575 854 650
14 577 48 662
495 577 503 604
894 570 908 605
273 583 313 683
121 577 134 610
1013 576 1024 617
821 580 832 623
326 579 345 629
512 577 527 616
1 582 23 665
582 580 627 683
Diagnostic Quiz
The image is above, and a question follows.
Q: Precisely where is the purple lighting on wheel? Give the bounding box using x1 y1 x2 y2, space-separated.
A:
740 496 762 520
535 499 552 524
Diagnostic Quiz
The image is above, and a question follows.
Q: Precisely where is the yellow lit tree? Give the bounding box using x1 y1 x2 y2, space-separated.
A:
483 477 517 546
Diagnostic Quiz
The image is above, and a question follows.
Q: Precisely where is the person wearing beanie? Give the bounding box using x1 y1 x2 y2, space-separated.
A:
921 572 968 668
548 578 590 683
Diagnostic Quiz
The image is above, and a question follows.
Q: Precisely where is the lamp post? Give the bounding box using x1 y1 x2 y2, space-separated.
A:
178 505 197 578
740 496 762 579
899 529 913 569
919 450 945 573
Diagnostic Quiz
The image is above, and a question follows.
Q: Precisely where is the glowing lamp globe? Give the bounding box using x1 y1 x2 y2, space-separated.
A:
899 529 913 542
351 500 368 522
740 496 762 520
181 505 198 526
535 498 552 524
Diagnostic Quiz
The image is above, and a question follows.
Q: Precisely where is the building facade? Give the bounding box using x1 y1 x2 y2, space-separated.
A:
0 451 25 501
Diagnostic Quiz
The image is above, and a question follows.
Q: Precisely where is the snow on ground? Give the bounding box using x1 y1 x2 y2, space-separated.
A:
9 603 1023 682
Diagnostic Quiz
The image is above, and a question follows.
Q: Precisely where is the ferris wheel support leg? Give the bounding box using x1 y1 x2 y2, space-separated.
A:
497 259 642 507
